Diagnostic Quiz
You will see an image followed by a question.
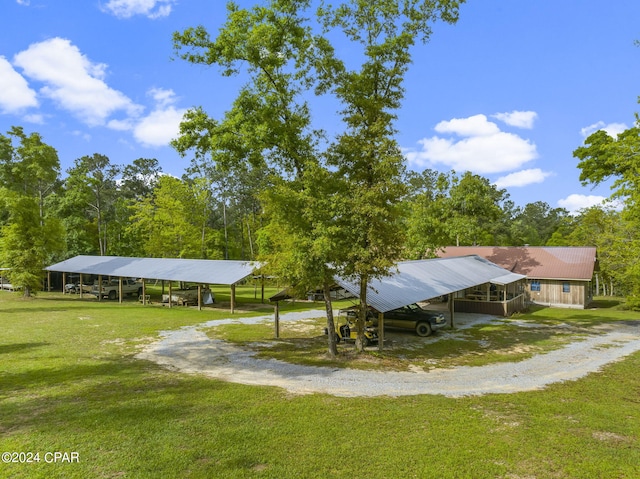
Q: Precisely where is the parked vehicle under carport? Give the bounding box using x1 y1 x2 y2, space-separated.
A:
371 304 446 337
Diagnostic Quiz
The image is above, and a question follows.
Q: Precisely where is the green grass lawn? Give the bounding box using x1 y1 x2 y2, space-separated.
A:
1 292 639 478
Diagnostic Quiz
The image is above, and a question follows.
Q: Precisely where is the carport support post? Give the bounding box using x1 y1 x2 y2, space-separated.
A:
230 283 236 314
142 280 147 305
62 272 66 293
274 301 280 338
98 275 102 301
448 293 455 329
79 273 84 299
378 312 384 351
119 277 123 304
47 271 51 292
198 284 202 311
168 281 172 308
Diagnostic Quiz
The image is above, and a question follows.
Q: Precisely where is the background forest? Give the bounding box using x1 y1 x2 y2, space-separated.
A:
0 123 634 301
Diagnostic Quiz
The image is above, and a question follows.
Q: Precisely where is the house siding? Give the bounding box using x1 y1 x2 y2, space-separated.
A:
527 279 592 309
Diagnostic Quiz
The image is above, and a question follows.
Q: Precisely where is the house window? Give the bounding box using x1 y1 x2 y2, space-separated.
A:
530 280 540 292
563 282 570 293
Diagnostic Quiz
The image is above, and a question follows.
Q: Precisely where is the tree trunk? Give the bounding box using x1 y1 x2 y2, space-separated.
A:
201 217 207 259
355 276 367 353
323 280 337 358
240 219 245 259
247 219 254 259
223 201 229 260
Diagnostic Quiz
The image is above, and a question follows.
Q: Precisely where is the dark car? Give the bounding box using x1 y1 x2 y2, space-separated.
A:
373 303 446 337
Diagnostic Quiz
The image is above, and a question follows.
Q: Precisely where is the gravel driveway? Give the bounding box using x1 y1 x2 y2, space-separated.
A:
136 310 640 397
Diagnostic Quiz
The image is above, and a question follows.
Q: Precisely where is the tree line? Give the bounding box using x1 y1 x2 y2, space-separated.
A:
0 124 631 297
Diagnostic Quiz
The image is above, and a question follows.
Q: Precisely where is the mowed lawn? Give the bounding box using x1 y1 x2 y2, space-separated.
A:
1 290 639 478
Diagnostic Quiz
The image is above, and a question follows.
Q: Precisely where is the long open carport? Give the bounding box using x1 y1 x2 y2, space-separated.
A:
45 255 259 313
333 255 526 350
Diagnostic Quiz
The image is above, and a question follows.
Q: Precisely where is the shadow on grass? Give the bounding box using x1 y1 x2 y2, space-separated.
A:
0 342 50 354
589 298 623 309
2 360 140 391
1 357 244 438
0 307 77 314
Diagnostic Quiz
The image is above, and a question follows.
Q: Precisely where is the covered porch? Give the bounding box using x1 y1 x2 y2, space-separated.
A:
453 277 527 316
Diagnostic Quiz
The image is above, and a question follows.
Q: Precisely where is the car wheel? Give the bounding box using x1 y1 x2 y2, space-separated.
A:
108 290 117 300
415 322 432 337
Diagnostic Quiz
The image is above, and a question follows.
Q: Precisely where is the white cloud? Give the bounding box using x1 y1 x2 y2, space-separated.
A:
557 194 606 214
148 87 177 108
23 113 44 124
434 114 500 137
106 119 135 131
494 168 552 188
0 56 38 113
13 38 142 126
72 130 92 142
133 108 185 147
492 110 537 129
406 114 538 174
132 88 186 147
16 0 30 5
580 121 628 138
102 0 175 19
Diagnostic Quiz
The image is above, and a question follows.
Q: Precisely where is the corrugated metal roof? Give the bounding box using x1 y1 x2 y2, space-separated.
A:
334 255 525 313
46 255 259 285
438 246 597 280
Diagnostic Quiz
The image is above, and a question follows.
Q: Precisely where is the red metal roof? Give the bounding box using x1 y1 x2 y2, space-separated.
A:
438 247 597 281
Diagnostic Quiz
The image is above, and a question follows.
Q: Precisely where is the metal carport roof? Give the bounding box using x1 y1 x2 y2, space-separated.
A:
333 255 525 313
46 255 259 285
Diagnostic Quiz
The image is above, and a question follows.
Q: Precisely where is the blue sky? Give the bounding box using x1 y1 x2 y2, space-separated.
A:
1 0 639 212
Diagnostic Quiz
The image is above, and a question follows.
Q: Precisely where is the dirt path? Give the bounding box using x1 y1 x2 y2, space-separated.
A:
136 310 640 397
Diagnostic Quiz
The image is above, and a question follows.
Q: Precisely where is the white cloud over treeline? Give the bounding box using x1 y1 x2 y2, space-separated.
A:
494 168 552 188
13 38 142 126
557 194 607 214
2 38 186 148
580 121 628 138
101 0 176 19
0 56 38 113
406 111 543 187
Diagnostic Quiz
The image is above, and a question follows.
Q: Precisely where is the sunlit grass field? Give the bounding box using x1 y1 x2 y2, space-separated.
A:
1 291 639 478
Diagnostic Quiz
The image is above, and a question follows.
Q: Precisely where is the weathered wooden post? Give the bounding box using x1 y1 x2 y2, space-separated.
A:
230 283 236 314
378 312 385 351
